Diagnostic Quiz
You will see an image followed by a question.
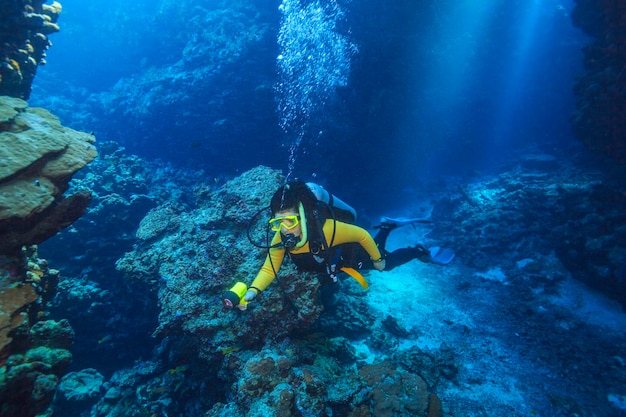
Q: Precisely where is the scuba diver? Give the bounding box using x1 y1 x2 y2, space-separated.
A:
223 181 455 310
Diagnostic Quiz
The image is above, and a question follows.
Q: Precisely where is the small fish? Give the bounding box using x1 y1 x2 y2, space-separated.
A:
220 345 241 356
168 365 189 375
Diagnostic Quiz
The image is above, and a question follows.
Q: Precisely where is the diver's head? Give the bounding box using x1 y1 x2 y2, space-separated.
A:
270 181 314 215
269 209 302 249
269 181 316 249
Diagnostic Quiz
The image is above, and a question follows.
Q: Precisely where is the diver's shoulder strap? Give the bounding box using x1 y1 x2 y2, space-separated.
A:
306 182 357 222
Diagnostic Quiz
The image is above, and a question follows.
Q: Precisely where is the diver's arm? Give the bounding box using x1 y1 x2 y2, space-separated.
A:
248 233 285 296
325 221 382 261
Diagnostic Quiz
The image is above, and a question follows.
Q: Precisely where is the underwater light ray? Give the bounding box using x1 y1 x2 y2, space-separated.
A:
486 0 544 146
390 0 501 178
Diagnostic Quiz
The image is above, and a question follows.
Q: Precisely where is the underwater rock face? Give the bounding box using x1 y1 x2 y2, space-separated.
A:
0 96 97 256
0 0 61 99
571 0 626 164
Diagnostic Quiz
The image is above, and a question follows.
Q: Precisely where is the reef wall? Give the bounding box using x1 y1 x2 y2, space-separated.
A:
0 95 96 416
571 0 626 164
0 0 61 99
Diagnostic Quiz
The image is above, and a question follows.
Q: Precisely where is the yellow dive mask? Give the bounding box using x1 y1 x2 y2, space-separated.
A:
268 215 301 231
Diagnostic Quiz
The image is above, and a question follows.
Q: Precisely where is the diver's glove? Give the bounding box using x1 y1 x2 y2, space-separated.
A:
372 258 386 272
243 289 258 302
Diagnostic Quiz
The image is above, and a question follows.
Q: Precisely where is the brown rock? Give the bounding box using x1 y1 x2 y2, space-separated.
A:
0 96 97 255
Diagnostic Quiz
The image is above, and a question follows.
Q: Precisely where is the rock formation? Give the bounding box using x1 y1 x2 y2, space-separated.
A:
0 96 97 256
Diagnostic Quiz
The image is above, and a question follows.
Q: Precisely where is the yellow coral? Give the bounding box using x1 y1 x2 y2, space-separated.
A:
6 60 23 81
8 59 20 72
41 21 60 34
42 1 62 17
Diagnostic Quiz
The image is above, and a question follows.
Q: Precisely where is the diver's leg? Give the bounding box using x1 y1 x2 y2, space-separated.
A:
373 226 393 252
384 245 430 271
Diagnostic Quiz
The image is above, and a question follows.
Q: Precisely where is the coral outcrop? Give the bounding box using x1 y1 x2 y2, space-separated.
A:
571 0 626 164
0 96 97 256
0 1 62 99
55 368 105 412
115 166 303 355
0 318 74 417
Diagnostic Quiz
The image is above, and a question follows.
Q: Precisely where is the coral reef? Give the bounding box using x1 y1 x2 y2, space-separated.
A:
69 165 448 416
37 154 626 416
38 142 215 374
427 151 626 307
1 246 63 364
115 166 303 354
0 96 97 256
571 0 626 164
0 245 74 417
0 1 62 99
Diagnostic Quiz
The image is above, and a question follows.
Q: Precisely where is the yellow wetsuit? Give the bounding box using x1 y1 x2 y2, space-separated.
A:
250 219 382 292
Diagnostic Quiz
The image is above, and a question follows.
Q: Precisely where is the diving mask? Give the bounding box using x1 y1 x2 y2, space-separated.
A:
269 215 301 232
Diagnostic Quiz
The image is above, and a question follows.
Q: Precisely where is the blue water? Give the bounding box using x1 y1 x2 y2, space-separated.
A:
31 0 585 212
22 0 626 416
